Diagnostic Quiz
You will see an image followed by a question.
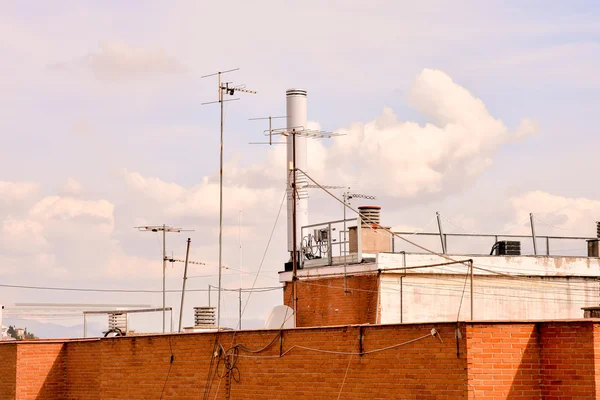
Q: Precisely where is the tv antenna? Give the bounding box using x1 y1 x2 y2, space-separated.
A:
250 116 344 320
248 116 288 145
135 224 194 333
201 68 256 330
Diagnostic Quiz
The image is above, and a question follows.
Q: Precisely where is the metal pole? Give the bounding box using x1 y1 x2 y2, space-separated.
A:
436 212 446 254
546 236 550 256
239 288 242 330
208 284 211 307
178 238 191 332
170 309 173 333
470 261 474 320
327 223 333 266
217 72 224 330
399 276 403 323
83 314 87 338
343 192 347 294
292 130 298 326
238 210 242 329
162 224 166 333
530 213 538 255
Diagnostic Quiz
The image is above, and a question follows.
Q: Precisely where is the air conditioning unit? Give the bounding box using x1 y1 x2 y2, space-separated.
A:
494 241 521 256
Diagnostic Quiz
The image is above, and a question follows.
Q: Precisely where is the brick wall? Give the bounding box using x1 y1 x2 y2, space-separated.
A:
15 342 65 399
284 274 379 327
465 321 600 399
0 343 17 399
539 322 596 398
466 323 542 399
0 323 466 399
2 321 600 399
64 340 100 400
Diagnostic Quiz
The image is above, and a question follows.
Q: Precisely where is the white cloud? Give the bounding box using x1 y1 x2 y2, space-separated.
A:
62 177 84 196
509 191 600 236
52 41 184 82
119 169 280 219
222 69 539 200
1 217 49 254
0 181 39 205
29 196 114 228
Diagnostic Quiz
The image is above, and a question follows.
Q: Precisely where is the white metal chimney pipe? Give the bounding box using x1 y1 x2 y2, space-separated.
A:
286 89 308 253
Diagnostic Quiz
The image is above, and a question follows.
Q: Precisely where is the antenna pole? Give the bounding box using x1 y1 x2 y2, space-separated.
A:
162 224 166 333
343 191 348 294
217 72 225 330
135 224 192 334
201 68 255 330
292 130 298 326
179 238 191 332
238 209 242 330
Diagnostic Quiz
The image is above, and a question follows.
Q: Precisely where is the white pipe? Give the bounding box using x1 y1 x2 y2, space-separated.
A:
286 89 308 253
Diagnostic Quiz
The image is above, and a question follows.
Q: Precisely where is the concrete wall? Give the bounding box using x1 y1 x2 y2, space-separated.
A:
1 321 600 399
377 252 600 277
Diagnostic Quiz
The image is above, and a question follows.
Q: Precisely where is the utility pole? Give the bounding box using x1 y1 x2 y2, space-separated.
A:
202 68 256 330
135 225 192 333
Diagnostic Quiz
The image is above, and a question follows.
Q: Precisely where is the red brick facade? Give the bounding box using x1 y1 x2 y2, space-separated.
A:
284 274 379 326
1 321 599 399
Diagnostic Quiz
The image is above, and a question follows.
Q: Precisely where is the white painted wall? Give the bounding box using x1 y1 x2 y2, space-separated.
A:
380 274 600 323
377 253 600 277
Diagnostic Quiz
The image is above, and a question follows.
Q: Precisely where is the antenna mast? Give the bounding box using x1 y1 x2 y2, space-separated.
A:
250 91 343 326
202 68 256 330
135 224 194 333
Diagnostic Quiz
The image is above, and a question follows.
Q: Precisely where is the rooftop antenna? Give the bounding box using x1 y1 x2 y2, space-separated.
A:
342 192 376 293
248 116 288 145
250 95 344 325
201 68 257 330
135 225 194 333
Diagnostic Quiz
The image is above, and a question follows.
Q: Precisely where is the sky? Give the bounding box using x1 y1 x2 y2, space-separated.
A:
1 0 600 335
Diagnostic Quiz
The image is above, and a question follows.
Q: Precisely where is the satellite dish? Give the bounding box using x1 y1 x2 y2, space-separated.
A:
264 305 295 329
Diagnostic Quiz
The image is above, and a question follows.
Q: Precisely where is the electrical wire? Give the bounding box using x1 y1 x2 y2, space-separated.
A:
234 329 438 359
0 283 281 293
456 267 471 321
296 276 599 305
239 188 287 327
533 215 578 232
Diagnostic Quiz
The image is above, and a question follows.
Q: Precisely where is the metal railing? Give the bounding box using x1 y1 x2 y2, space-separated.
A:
391 232 597 257
300 218 358 267
300 217 599 268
